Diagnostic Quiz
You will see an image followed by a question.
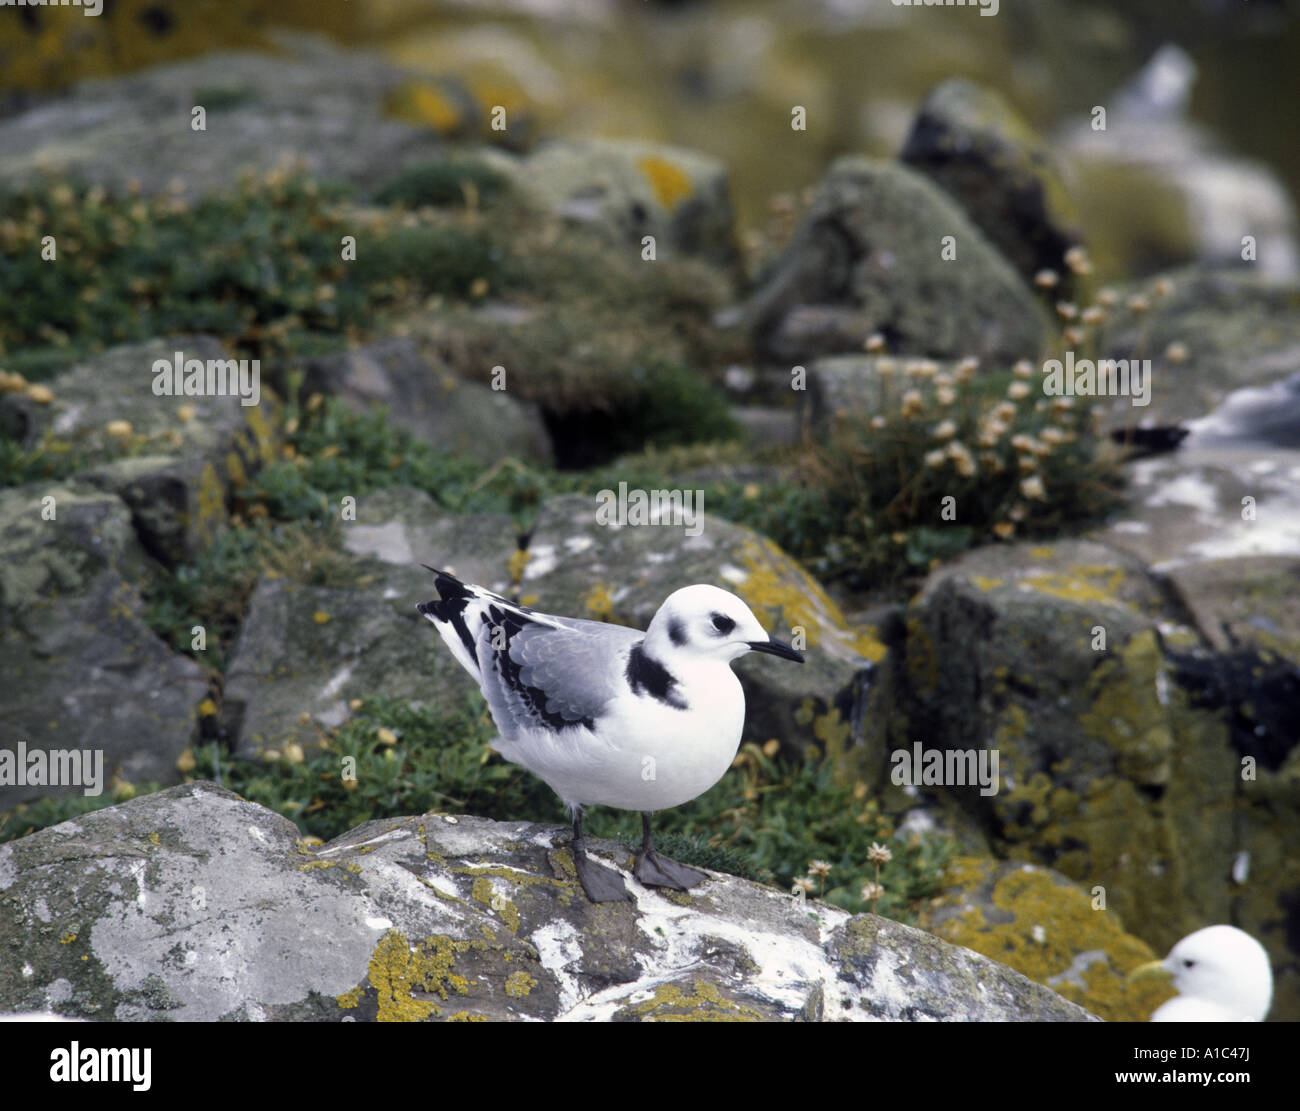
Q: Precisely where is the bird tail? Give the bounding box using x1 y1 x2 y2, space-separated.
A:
416 567 487 679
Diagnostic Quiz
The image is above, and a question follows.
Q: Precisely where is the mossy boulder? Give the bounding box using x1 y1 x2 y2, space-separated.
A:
742 157 1047 368
500 139 737 268
518 494 888 765
918 857 1176 1021
1093 269 1300 435
297 336 553 468
900 78 1083 297
224 489 516 756
1 337 279 564
0 782 1094 1021
0 33 445 201
0 483 206 804
895 542 1240 954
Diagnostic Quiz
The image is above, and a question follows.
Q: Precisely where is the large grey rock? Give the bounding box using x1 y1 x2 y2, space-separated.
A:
300 336 553 467
0 484 206 804
224 488 517 755
501 138 737 267
1093 270 1300 437
1057 47 1298 281
743 157 1046 367
0 33 445 201
519 494 887 761
895 537 1300 1018
0 336 278 564
900 78 1082 296
0 782 1096 1021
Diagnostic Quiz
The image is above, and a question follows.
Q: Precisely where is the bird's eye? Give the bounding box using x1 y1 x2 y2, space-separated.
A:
711 613 736 634
1183 959 1195 968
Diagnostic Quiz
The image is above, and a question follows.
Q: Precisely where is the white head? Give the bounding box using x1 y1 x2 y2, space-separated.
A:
643 584 804 665
1161 925 1272 1021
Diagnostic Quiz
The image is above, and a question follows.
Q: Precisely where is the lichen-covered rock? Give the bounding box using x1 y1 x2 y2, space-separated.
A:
224 489 516 755
918 857 1176 1022
298 336 553 467
895 537 1300 1020
900 78 1082 296
742 157 1046 367
500 139 737 267
0 33 446 201
1093 270 1300 436
519 494 887 762
0 336 278 564
0 484 206 805
0 782 1095 1021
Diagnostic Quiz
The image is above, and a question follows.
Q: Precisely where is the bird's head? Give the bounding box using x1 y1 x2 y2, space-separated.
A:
644 584 804 664
1132 925 1273 1021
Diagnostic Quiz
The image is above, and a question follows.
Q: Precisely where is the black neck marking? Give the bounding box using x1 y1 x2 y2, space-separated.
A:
626 644 687 711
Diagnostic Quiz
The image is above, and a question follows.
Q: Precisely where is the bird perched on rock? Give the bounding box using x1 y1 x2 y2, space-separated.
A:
1132 924 1272 1021
418 569 804 902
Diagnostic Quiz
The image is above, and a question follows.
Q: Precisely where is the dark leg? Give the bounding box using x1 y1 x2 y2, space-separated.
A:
633 812 708 891
570 808 631 903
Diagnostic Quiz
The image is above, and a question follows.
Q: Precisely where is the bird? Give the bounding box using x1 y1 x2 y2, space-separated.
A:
417 568 804 902
1131 925 1273 1021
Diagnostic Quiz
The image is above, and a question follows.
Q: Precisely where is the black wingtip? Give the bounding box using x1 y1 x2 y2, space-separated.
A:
420 566 471 602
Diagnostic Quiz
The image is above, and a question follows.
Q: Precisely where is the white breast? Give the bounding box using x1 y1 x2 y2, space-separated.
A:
493 662 747 813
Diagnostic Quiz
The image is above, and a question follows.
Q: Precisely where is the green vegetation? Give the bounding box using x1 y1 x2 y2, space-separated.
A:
0 170 501 377
373 157 511 208
0 697 953 920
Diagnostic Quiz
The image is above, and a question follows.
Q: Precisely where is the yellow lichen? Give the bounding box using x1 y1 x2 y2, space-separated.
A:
619 978 764 1022
365 931 475 1023
504 971 536 998
638 156 693 211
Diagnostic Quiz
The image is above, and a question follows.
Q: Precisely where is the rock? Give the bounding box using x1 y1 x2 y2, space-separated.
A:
0 782 1095 1021
1058 48 1298 281
743 157 1046 368
1095 445 1300 575
502 139 737 267
224 488 517 755
729 405 799 448
900 78 1082 296
896 537 1300 1020
803 353 957 433
519 494 886 761
0 33 446 201
0 336 278 564
918 857 1177 1022
299 336 553 467
898 541 1233 936
0 484 206 804
1093 270 1300 437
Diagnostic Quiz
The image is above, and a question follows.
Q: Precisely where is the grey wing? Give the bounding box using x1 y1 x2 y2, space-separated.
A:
474 604 642 735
